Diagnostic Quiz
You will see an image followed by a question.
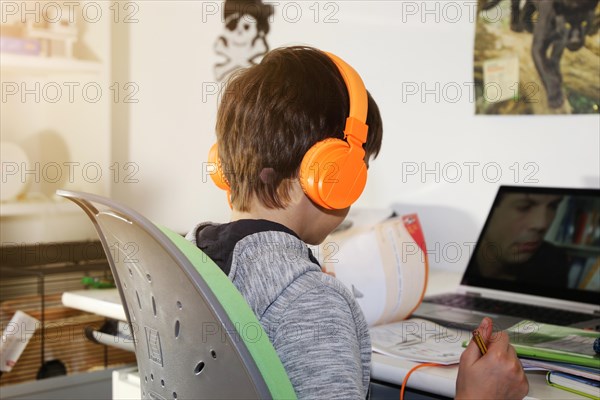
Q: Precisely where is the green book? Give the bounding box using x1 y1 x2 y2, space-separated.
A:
507 320 600 369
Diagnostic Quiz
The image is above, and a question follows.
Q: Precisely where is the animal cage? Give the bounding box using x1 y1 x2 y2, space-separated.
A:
0 241 135 387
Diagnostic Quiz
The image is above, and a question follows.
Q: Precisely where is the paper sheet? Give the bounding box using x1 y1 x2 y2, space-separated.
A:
370 318 470 365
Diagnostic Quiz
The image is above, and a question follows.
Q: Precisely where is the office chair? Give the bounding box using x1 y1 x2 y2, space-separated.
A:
56 190 296 400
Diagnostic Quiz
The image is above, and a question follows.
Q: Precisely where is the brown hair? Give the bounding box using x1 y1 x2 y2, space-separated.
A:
216 46 383 211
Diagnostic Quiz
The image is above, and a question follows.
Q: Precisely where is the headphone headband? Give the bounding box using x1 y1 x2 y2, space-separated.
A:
324 52 369 144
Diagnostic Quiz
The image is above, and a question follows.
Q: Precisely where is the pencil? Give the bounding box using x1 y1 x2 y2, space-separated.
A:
472 330 488 355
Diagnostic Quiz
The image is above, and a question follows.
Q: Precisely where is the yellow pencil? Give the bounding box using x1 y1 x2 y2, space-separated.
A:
472 330 488 355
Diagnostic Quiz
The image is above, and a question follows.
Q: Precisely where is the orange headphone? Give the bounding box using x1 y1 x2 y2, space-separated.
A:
208 51 369 210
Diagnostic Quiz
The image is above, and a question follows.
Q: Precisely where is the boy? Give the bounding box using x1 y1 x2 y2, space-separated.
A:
187 46 528 399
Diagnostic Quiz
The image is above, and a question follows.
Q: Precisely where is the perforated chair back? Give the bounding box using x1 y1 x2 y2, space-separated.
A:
57 190 296 400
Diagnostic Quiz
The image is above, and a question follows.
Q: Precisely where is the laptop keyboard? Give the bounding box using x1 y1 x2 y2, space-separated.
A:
425 293 595 326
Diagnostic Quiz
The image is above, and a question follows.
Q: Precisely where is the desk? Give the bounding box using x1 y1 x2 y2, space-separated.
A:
62 270 590 400
372 352 584 399
369 269 590 399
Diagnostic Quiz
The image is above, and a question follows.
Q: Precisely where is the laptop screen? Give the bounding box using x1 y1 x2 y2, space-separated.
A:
462 186 600 305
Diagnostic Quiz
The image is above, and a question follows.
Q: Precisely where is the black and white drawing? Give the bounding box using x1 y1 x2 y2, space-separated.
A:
214 0 274 81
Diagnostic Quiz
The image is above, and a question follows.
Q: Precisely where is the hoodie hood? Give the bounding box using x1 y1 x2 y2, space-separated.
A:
186 219 321 319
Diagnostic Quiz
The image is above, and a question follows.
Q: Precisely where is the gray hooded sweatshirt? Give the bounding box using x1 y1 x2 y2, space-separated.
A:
186 220 371 399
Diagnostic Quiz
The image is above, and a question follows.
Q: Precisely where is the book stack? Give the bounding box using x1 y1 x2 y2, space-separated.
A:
521 359 599 399
508 321 600 399
546 369 599 399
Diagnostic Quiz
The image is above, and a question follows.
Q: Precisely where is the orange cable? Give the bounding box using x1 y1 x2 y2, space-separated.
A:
400 362 446 400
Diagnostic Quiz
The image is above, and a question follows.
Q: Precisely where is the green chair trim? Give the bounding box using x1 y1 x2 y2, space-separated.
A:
159 226 297 400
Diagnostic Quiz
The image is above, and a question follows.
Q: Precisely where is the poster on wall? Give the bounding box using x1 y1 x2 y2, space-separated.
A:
213 0 274 82
474 0 600 115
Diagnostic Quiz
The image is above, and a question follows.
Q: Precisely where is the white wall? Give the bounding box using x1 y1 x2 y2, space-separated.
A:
111 1 600 271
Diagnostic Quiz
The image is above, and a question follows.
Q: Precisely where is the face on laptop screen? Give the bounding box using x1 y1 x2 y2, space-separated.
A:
463 186 600 304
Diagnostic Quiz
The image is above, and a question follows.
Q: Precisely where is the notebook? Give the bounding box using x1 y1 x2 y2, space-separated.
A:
412 185 600 331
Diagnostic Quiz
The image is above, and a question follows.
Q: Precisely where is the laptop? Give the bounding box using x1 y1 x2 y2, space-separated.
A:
412 185 600 331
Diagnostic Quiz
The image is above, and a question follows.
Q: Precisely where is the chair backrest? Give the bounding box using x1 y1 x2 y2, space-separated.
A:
57 190 296 400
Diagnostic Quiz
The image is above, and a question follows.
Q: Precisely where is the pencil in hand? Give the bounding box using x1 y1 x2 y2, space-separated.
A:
472 329 488 355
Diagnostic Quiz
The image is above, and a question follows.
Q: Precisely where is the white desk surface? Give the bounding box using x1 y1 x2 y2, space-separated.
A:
62 288 126 321
63 269 589 399
370 269 589 399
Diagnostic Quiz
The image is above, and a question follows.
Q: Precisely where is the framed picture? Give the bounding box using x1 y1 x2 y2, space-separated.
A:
474 0 600 115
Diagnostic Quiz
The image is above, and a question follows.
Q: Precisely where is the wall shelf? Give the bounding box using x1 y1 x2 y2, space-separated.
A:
0 199 81 217
0 198 98 243
1 3 110 244
0 53 102 75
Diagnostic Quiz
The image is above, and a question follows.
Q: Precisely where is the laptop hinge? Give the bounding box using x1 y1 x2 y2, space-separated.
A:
465 291 482 297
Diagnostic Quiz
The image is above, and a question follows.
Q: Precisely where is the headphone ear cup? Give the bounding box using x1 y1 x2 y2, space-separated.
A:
208 143 230 191
299 138 367 210
299 138 341 202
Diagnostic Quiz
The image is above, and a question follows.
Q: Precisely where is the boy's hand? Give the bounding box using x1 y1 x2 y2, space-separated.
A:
455 317 529 400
